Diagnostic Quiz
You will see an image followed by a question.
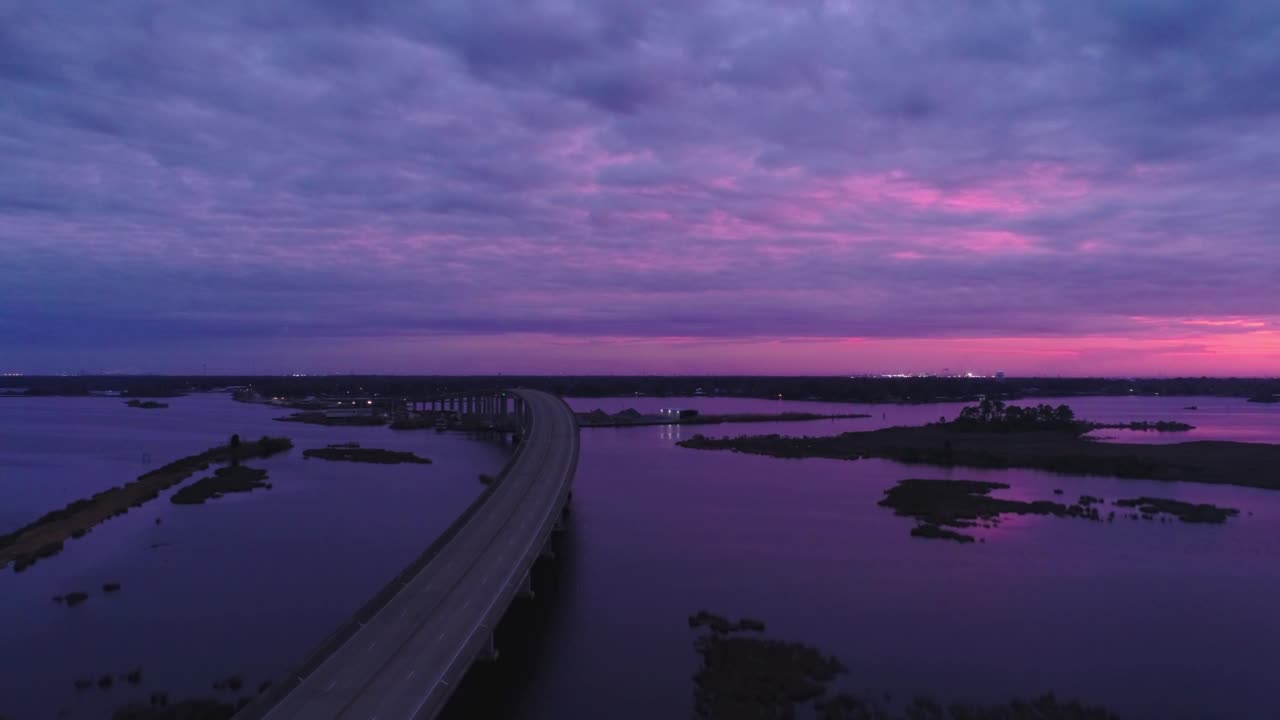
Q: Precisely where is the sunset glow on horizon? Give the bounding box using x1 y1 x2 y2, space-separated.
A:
3 2 1278 376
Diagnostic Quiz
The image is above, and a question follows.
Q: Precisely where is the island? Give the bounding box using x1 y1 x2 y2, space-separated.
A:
126 400 169 409
302 444 432 464
0 436 293 572
171 466 273 505
679 401 1280 490
878 478 1238 543
688 609 1118 719
577 408 870 428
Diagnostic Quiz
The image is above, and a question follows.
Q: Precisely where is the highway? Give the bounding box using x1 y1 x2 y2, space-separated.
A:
244 389 579 720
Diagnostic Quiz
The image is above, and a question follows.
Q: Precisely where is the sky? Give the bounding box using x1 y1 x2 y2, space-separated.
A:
2 1 1279 376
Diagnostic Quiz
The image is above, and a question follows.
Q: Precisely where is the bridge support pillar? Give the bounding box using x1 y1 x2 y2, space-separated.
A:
518 571 535 599
480 632 500 662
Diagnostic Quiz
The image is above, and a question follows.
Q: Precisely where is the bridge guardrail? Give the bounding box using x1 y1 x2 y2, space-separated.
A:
235 406 532 720
412 396 579 717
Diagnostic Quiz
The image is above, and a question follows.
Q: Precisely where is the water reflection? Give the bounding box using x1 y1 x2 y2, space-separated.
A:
658 423 683 442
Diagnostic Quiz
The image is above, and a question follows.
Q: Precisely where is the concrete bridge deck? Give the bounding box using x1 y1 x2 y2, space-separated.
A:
239 389 578 720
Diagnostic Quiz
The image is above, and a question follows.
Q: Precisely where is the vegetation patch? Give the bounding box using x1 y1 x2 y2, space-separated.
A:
955 400 1192 434
689 610 768 634
171 466 272 505
1093 421 1194 432
213 674 243 692
911 524 977 543
691 611 844 718
680 403 1280 490
126 400 169 409
880 478 1104 542
12 541 63 572
689 610 1117 719
877 479 1239 542
1113 497 1239 523
0 436 292 572
63 591 89 607
111 699 238 720
817 692 1119 720
302 447 432 464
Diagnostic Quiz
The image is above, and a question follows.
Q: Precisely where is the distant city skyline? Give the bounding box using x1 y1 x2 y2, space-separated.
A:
3 2 1278 376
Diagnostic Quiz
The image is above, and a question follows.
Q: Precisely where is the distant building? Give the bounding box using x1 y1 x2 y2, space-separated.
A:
996 371 1006 380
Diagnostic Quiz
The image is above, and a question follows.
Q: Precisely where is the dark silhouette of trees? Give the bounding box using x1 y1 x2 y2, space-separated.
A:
953 400 1078 432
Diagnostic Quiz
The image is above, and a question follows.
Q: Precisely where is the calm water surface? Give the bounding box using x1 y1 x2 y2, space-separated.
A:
442 395 1280 720
4 394 1280 719
0 394 508 720
570 393 1280 443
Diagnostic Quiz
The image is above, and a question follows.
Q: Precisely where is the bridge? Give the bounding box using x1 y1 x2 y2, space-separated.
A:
239 389 579 720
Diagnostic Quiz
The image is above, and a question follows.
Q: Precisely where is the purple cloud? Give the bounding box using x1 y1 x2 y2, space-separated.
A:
2 0 1279 374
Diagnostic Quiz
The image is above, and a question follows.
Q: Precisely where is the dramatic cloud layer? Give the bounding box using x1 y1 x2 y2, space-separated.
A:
3 0 1278 374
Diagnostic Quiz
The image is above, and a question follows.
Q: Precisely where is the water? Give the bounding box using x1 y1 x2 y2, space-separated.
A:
0 394 509 719
568 393 1280 443
441 395 1280 720
4 393 1280 719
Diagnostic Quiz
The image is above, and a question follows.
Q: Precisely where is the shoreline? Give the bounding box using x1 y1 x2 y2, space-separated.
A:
0 436 293 572
679 425 1280 490
576 411 871 428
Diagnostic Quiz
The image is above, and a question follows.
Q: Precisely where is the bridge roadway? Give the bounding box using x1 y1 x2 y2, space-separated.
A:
244 389 578 720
